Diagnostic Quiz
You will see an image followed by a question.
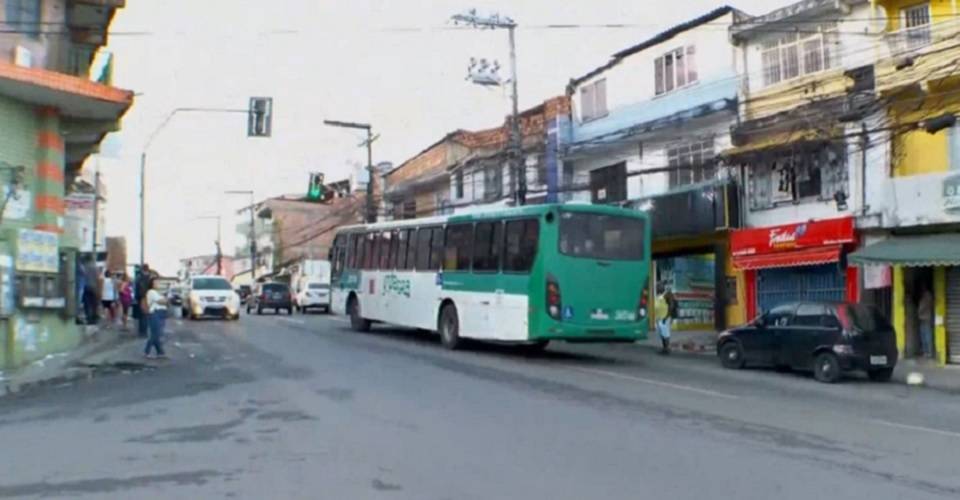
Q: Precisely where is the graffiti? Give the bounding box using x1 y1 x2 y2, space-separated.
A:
382 275 411 298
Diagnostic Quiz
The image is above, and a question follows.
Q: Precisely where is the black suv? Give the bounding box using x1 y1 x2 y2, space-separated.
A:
717 302 898 383
248 282 293 315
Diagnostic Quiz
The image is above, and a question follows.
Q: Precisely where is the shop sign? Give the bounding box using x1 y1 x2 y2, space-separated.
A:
863 265 892 289
944 174 960 211
731 217 855 256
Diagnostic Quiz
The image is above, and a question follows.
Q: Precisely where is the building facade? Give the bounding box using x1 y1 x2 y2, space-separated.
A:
0 0 133 369
849 0 960 365
564 7 746 331
725 0 876 325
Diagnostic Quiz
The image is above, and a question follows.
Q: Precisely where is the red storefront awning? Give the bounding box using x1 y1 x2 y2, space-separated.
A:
733 245 842 270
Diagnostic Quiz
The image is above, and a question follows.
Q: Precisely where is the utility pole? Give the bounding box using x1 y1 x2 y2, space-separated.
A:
453 9 525 205
92 160 101 262
324 120 377 222
196 215 222 275
226 190 257 281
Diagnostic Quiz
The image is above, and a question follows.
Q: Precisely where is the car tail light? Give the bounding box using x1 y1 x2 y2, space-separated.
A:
546 274 562 320
637 288 648 320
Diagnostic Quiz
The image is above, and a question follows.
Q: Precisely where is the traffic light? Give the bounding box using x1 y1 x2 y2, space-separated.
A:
248 97 273 137
307 172 325 201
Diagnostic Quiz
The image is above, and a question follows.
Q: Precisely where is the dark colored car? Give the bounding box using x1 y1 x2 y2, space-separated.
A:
717 302 898 383
248 282 293 315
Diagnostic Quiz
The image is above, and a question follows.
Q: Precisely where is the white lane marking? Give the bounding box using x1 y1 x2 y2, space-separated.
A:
277 317 306 325
569 366 740 400
868 419 960 440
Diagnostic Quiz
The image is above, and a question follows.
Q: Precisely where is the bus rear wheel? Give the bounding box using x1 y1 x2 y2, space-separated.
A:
439 304 462 350
348 296 371 332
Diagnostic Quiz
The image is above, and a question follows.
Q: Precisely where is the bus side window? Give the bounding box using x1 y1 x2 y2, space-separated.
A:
473 222 502 272
504 219 539 273
444 224 474 271
370 233 383 270
379 231 393 270
398 229 413 270
363 232 376 270
415 227 432 271
429 227 445 270
387 230 400 270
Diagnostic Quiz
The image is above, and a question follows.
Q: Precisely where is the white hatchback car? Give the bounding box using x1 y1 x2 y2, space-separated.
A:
184 275 241 320
295 281 331 314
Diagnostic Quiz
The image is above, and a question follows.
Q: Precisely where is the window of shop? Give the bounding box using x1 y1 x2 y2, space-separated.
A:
748 144 847 210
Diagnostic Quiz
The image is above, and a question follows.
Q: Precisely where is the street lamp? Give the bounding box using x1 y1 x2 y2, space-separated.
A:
225 190 257 281
452 9 525 205
324 119 377 223
195 215 222 276
139 102 270 269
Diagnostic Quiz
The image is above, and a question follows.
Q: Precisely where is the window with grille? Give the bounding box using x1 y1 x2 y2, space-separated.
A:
902 3 932 49
667 138 715 188
589 162 627 204
5 0 41 38
748 144 847 210
655 46 698 96
483 164 503 200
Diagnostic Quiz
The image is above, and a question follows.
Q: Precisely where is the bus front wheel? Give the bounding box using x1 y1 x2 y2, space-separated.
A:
439 304 462 350
348 296 371 332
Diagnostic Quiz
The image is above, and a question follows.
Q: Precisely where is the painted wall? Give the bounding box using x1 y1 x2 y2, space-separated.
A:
568 114 734 203
570 11 739 141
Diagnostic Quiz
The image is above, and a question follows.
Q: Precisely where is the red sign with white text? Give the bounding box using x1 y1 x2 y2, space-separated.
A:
730 217 855 256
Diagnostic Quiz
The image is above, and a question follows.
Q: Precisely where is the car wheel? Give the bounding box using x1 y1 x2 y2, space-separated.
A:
719 342 746 369
868 367 894 382
438 303 462 350
813 352 842 383
518 340 549 355
348 296 371 332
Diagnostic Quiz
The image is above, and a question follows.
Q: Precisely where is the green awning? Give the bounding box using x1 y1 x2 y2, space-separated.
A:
849 234 960 267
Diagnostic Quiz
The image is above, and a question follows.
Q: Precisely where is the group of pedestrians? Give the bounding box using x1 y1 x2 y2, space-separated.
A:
78 259 134 329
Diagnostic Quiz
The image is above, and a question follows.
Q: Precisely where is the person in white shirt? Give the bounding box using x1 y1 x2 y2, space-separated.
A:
143 278 168 359
100 270 118 326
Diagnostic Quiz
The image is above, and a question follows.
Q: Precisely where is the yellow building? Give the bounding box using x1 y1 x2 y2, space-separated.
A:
851 1 960 365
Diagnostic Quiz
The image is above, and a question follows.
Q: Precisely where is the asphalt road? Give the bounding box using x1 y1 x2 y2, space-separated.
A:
1 311 959 499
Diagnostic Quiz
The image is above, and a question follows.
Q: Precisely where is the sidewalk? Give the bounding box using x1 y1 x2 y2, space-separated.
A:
0 324 143 398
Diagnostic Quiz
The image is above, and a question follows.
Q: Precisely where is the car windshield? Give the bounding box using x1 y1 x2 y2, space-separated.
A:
192 278 232 290
846 304 892 332
558 211 645 260
308 283 329 290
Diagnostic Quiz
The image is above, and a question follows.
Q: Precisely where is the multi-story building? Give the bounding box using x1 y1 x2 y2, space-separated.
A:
0 0 133 368
849 0 960 365
564 7 746 331
382 96 570 219
725 0 876 323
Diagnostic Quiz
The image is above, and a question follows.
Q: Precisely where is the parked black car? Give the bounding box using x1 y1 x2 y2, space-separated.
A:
717 302 898 383
247 282 293 315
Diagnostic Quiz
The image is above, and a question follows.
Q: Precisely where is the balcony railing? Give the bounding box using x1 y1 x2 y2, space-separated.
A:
882 17 960 58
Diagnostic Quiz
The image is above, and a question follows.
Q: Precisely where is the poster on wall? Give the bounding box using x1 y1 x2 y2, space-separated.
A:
1 186 32 220
863 265 892 289
16 229 59 273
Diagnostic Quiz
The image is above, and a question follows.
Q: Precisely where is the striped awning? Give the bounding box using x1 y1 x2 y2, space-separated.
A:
733 245 842 270
849 234 960 267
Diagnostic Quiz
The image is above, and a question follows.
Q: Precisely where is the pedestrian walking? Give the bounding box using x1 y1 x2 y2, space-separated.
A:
135 264 152 337
119 274 133 329
143 277 168 359
655 285 675 355
918 286 934 359
81 256 99 325
100 269 118 327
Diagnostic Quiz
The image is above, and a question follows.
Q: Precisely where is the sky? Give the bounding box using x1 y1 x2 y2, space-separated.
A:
97 0 776 276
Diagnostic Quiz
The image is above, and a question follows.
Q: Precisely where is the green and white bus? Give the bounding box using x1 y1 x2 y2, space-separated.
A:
329 203 651 349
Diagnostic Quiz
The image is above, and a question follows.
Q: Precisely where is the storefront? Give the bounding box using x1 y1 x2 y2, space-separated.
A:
731 217 858 319
850 233 960 365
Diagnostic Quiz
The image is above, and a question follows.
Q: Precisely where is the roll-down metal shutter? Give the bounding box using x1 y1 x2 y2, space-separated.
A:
947 267 960 364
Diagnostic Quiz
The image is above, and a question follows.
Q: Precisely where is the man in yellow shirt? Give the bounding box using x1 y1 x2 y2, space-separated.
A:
655 286 673 354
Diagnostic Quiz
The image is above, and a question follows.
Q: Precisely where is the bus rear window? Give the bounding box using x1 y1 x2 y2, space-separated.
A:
559 212 645 260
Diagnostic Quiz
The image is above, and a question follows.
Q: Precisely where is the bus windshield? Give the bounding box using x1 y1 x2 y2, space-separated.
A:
558 211 645 260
